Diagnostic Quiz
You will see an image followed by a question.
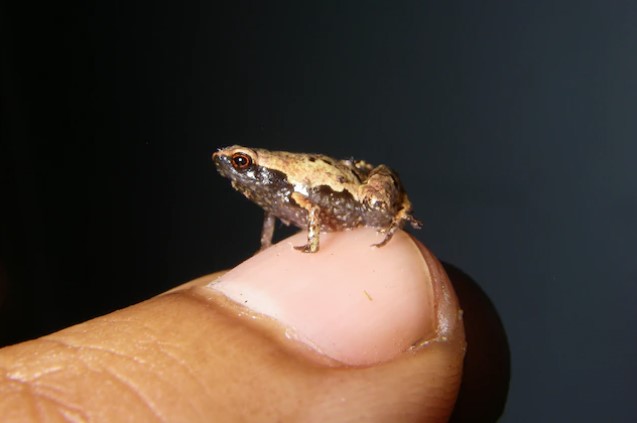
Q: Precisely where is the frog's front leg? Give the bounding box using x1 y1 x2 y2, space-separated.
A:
291 192 321 253
260 212 276 250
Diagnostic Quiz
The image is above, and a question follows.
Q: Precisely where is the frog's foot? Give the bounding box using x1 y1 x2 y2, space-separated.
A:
294 220 320 253
371 224 398 248
406 214 423 229
294 220 320 252
294 242 318 253
371 211 421 248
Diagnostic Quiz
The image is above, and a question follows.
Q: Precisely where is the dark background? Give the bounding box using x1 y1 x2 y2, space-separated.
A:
2 1 636 421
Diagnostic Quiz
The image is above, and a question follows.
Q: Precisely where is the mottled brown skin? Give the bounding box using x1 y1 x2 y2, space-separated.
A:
212 146 421 253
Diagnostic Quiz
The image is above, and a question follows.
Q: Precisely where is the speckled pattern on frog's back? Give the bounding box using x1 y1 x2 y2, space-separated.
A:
249 148 370 200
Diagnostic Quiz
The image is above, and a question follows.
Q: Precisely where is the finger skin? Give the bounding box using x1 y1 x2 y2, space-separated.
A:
446 263 510 422
0 231 466 422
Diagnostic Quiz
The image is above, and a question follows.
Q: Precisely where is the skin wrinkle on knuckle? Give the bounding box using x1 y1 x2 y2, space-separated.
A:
1 355 89 421
105 371 167 421
32 335 176 421
5 338 79 382
58 312 212 420
41 336 148 368
71 343 169 422
28 385 89 422
97 347 203 420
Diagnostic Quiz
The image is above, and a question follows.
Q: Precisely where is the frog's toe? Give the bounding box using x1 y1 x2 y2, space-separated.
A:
294 243 319 253
406 215 423 229
371 231 395 248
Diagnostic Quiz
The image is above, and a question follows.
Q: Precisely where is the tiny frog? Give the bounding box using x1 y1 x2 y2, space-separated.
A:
212 146 421 253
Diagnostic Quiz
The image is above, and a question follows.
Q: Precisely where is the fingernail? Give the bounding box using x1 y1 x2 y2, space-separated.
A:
209 228 442 366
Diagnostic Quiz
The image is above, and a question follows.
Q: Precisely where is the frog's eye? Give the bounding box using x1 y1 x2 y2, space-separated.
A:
231 152 253 170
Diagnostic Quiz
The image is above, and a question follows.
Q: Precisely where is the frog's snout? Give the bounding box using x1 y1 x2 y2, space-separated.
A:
212 151 227 167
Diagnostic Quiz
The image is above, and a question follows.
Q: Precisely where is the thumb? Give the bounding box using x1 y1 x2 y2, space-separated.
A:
0 228 465 422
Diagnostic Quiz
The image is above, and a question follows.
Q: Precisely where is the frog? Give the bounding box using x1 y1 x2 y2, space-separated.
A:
212 145 421 253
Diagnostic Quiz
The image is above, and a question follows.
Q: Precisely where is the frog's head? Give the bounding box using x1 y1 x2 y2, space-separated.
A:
212 145 291 199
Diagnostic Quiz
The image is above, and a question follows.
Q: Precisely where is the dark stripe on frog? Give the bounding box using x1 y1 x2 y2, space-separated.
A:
244 165 310 229
306 185 365 231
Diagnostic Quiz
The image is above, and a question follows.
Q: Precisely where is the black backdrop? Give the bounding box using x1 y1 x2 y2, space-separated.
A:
2 2 636 421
